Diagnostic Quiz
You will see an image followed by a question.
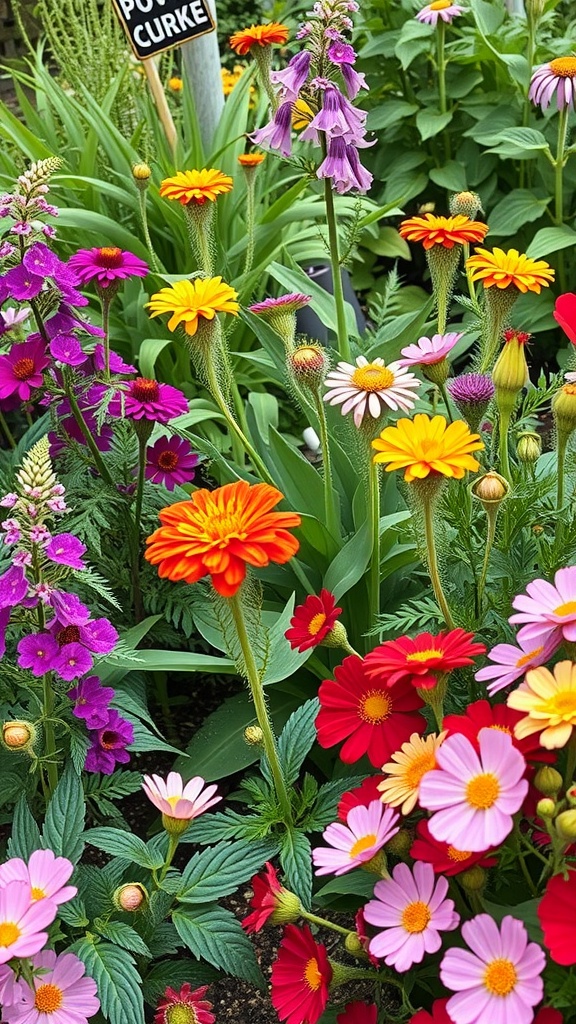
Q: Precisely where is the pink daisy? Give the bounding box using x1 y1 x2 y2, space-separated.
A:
398 332 463 368
312 800 399 876
418 728 528 852
249 293 311 316
0 850 76 906
440 913 545 1024
142 771 221 820
475 631 561 695
509 566 576 645
0 880 57 963
416 1 465 26
114 378 189 424
0 338 50 402
529 57 576 112
323 356 420 428
363 861 459 971
68 246 148 288
7 948 100 1024
145 435 199 491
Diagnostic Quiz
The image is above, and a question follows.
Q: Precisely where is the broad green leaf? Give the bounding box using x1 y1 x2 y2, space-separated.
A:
55 209 149 259
486 128 550 159
429 161 468 192
394 20 433 69
267 427 326 520
280 830 312 907
107 648 236 676
172 905 264 987
85 828 164 870
487 190 551 235
143 961 218 1006
247 392 279 444
362 226 411 260
526 225 576 259
315 870 377 903
416 109 452 142
178 839 278 902
7 797 41 859
72 938 145 1024
367 100 418 131
42 764 85 864
324 520 371 600
95 921 151 957
471 0 505 36
268 260 360 340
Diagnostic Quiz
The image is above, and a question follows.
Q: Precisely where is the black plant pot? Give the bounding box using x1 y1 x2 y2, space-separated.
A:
295 262 366 344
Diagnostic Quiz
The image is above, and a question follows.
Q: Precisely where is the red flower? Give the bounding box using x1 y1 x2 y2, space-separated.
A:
538 870 576 965
534 1011 564 1024
443 699 555 764
242 862 299 933
410 1000 451 1024
285 589 342 652
553 292 576 345
154 984 215 1024
337 1002 378 1024
337 775 385 821
364 629 485 690
354 908 379 967
271 924 332 1024
316 656 426 767
410 820 498 876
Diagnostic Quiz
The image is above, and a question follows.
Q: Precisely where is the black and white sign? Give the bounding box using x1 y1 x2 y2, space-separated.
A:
112 0 215 59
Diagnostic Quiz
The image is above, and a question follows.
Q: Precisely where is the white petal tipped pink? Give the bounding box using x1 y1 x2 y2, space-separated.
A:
312 800 399 876
142 771 221 820
398 332 463 367
323 356 420 428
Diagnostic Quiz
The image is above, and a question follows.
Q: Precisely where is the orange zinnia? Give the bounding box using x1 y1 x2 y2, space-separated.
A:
159 169 233 206
230 22 289 56
238 153 266 167
145 481 301 598
399 213 488 250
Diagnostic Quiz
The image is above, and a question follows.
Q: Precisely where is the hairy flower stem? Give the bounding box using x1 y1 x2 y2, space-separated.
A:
130 434 147 622
369 459 381 639
138 192 161 273
439 381 454 422
555 105 570 291
436 21 450 160
243 173 257 278
0 410 15 448
421 491 455 629
228 593 293 826
301 910 352 936
498 407 512 482
556 430 569 511
159 835 180 883
312 392 340 539
322 143 351 362
477 507 498 612
185 205 214 276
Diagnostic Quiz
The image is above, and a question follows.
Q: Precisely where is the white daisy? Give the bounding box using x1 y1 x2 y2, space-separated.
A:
323 356 420 428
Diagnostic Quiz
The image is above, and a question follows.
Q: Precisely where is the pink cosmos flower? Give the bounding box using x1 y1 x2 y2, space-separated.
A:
68 246 148 288
509 566 576 645
363 861 459 971
418 728 528 852
475 631 561 695
312 800 399 876
145 436 199 491
0 965 22 1008
416 1 465 25
0 338 50 401
142 772 221 820
6 948 100 1024
529 58 576 112
249 293 311 316
0 850 76 906
398 332 463 368
440 913 545 1024
0 880 57 963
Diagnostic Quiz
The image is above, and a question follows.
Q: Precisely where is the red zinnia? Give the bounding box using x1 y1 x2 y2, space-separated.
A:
337 775 385 821
242 862 299 934
443 699 555 764
364 629 485 690
337 1002 378 1024
285 589 342 652
316 655 426 767
553 292 576 345
534 1011 564 1024
154 983 215 1024
410 819 498 876
271 924 332 1024
538 870 576 965
410 999 451 1024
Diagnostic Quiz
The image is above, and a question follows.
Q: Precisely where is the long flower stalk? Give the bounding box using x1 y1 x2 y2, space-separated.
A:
422 491 455 629
312 392 340 540
556 430 569 510
322 137 351 362
498 408 512 482
368 458 381 638
0 410 15 448
138 191 161 273
555 105 570 291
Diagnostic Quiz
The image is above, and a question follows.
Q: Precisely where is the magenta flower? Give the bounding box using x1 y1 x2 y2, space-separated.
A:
2 264 43 301
22 241 60 279
529 57 576 112
118 377 189 423
50 616 118 680
440 914 545 1024
416 1 465 25
0 849 76 906
0 566 28 610
92 344 135 374
6 949 100 1024
49 591 91 627
327 41 357 64
0 338 50 401
44 533 87 570
270 51 312 101
145 436 199 490
509 566 576 645
17 633 59 675
399 332 463 368
251 101 293 157
446 372 494 405
313 800 399 876
69 675 115 729
317 137 373 194
249 293 311 316
363 861 459 970
68 246 149 288
0 879 57 963
85 710 134 774
54 643 93 681
475 631 562 696
50 333 87 367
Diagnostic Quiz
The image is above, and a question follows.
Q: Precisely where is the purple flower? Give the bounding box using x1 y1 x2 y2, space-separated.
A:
52 265 89 306
85 711 134 774
13 550 31 568
145 436 199 491
0 565 28 609
327 41 356 64
45 533 87 570
270 51 312 101
49 334 87 367
301 84 367 145
49 591 91 626
0 338 50 401
0 242 15 258
112 378 189 424
0 494 18 508
22 242 60 279
3 264 43 300
529 58 576 112
34 582 55 604
46 614 118 679
92 344 136 375
0 607 9 658
17 632 59 675
68 247 149 288
69 675 115 729
12 222 32 236
251 101 293 157
1 518 21 545
54 642 93 681
29 524 51 546
446 373 495 404
79 618 118 654
341 63 368 100
317 136 373 194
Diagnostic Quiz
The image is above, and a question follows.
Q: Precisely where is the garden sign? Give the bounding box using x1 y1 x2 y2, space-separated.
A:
111 0 214 59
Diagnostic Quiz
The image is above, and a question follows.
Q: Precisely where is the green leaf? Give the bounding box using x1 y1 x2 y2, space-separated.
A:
57 897 88 929
267 427 326 520
315 870 377 903
172 905 264 987
42 764 85 864
487 190 551 235
323 519 371 600
280 830 312 907
247 392 279 445
72 938 145 1024
178 839 278 903
367 100 418 131
394 20 433 70
268 260 360 339
483 899 543 943
471 0 505 36
416 109 452 142
276 699 319 786
143 960 218 1006
429 161 468 192
85 828 164 870
362 226 411 260
7 797 41 859
486 127 550 158
95 920 151 957
526 224 576 259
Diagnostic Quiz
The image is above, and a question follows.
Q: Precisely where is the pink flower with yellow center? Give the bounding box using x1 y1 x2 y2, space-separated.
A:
475 631 562 695
509 566 576 645
323 356 420 427
507 660 576 749
416 0 465 25
9 948 100 1024
312 800 399 876
530 56 576 111
142 771 221 821
0 850 76 907
398 332 463 368
0 880 57 964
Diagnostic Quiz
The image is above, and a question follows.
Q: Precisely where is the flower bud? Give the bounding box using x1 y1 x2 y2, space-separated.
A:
113 883 147 912
450 191 483 219
534 765 563 797
384 828 412 859
288 344 329 391
418 202 436 214
321 620 351 652
344 932 365 957
2 720 36 752
473 471 508 505
270 888 302 925
516 431 541 465
244 725 264 746
566 784 576 807
459 866 486 892
492 330 530 411
555 809 576 840
536 797 556 819
132 163 152 193
553 383 576 437
161 813 192 837
168 76 183 92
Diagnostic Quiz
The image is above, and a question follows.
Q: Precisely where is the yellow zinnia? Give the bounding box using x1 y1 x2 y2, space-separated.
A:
372 413 483 482
508 660 576 749
159 169 233 206
379 732 447 814
466 247 555 293
146 277 239 336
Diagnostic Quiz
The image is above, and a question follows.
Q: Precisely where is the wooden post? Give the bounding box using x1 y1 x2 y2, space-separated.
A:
180 0 224 156
143 57 178 162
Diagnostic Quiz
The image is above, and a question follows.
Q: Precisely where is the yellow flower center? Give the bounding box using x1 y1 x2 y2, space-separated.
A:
35 983 64 1013
202 512 248 546
31 886 46 901
543 689 576 717
0 922 20 946
430 0 452 8
308 612 327 636
401 901 431 933
550 57 576 78
489 724 512 735
406 649 443 663
404 751 437 789
166 1006 198 1024
351 365 395 392
483 958 517 997
466 772 500 809
554 600 576 617
166 795 181 808
350 834 378 858
359 690 392 724
516 645 544 667
447 845 472 862
304 957 322 991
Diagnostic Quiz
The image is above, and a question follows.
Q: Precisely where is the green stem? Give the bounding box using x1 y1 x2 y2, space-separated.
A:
42 673 59 795
131 435 147 622
101 293 112 380
422 493 455 628
312 392 340 539
323 154 351 362
522 18 536 129
138 191 162 273
301 910 352 936
63 376 115 487
439 381 453 422
243 174 256 278
437 20 446 115
369 458 381 638
229 593 293 825
557 430 569 511
498 407 512 482
564 732 576 788
477 509 497 612
0 410 15 448
159 835 180 883
555 106 570 291
196 218 214 277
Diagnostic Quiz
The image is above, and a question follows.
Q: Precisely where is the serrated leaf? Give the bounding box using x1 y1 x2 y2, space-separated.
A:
275 699 319 786
95 920 151 957
143 960 218 1006
58 897 88 928
8 796 41 859
280 830 312 907
85 828 164 870
178 839 278 903
172 905 264 987
147 922 181 958
42 764 85 864
307 777 366 830
72 938 145 1024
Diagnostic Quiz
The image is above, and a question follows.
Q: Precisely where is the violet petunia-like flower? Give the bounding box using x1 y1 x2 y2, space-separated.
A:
49 590 91 626
85 710 134 774
68 246 149 288
317 136 373 194
2 264 44 301
49 616 118 681
145 436 199 491
252 101 294 157
17 632 59 675
0 565 28 610
45 533 87 570
270 51 312 101
49 333 87 367
69 675 115 729
0 338 50 401
117 377 189 423
529 57 576 112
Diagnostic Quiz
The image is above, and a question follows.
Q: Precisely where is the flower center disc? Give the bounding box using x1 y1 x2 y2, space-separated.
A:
466 772 500 809
406 648 443 663
349 833 378 859
562 384 576 397
401 900 431 933
550 56 576 78
308 612 327 636
404 751 437 789
430 0 452 8
206 512 247 545
166 1006 199 1024
304 956 322 991
292 346 323 369
447 845 471 862
483 958 517 996
546 690 576 717
132 378 160 402
12 357 35 380
35 983 64 1012
359 689 391 724
351 364 395 392
554 600 576 617
31 886 46 900
0 921 20 946
100 730 118 750
57 625 81 646
516 645 543 667
96 246 124 268
157 451 180 471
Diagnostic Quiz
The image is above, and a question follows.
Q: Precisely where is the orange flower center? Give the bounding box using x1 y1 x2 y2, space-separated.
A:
0 922 20 946
56 625 81 646
550 57 576 78
157 451 179 471
304 957 322 991
406 649 443 663
404 751 437 789
31 886 46 900
308 612 327 636
553 600 576 617
543 689 576 717
12 357 35 380
292 346 324 370
349 833 378 858
563 384 576 396
359 689 392 724
401 901 431 933
430 0 451 8
489 724 512 735
483 958 517 996
35 983 64 1013
447 845 472 862
466 772 500 809
516 645 544 668
132 378 160 403
96 246 123 268
351 365 394 392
